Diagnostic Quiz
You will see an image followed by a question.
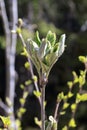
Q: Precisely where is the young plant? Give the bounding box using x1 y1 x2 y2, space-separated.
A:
25 30 66 130
0 18 66 130
16 19 66 130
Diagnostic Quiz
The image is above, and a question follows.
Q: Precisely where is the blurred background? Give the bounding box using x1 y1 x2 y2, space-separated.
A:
0 0 87 130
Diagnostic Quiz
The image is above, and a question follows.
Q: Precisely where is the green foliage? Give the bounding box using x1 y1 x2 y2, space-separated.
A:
25 80 32 86
68 118 76 128
33 90 41 98
57 92 64 102
24 62 30 69
62 126 68 130
34 117 41 128
26 31 66 78
0 116 11 128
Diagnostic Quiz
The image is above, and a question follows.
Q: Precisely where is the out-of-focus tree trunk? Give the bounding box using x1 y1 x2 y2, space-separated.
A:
0 0 18 129
5 0 18 128
5 0 18 108
0 0 11 94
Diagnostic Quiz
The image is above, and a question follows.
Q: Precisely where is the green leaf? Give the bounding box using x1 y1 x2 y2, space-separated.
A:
60 111 66 115
21 47 29 57
19 98 25 105
34 117 41 128
44 52 58 66
69 118 76 128
67 92 73 98
24 62 30 69
46 31 56 46
23 92 28 99
32 75 38 82
35 31 41 46
67 81 73 89
19 108 26 114
16 119 21 127
78 56 87 63
20 84 25 90
72 71 79 84
71 103 77 112
57 92 64 102
76 93 81 103
33 90 41 98
80 93 87 101
63 102 69 110
62 126 68 130
58 34 66 57
0 116 11 128
25 80 32 86
38 39 47 59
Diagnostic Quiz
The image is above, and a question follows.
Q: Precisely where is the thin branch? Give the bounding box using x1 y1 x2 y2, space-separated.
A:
0 0 11 101
0 100 9 114
54 102 60 121
18 33 41 105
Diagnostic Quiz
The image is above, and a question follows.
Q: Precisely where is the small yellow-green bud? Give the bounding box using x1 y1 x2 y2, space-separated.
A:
69 118 76 128
24 62 30 69
32 75 38 82
18 18 23 27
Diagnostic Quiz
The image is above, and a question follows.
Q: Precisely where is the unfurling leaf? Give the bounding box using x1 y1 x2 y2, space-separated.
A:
62 126 68 130
69 118 76 128
24 62 30 69
63 102 69 110
33 90 41 98
34 117 41 128
57 92 64 102
78 56 87 63
0 116 11 128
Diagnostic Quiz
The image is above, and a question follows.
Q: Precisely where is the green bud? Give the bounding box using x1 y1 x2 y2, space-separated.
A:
24 62 30 69
69 118 76 128
71 103 77 112
26 31 66 78
63 102 69 110
78 56 86 63
32 75 38 82
33 90 41 98
0 116 11 128
57 92 64 102
18 18 23 27
19 98 25 105
25 80 32 86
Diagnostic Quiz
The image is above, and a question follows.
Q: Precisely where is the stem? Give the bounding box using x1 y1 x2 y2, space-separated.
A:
41 86 45 130
54 102 60 120
18 33 41 105
27 57 41 105
40 73 47 130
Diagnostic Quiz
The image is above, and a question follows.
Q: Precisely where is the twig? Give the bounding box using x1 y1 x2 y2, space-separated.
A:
54 102 60 121
39 73 47 130
41 87 45 130
18 33 41 105
0 100 9 114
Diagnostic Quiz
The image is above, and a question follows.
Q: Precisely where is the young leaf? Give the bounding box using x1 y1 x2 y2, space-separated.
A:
58 34 66 57
33 90 41 98
0 116 11 128
35 31 41 46
78 56 86 63
63 102 69 110
62 126 68 130
69 118 76 128
46 31 56 46
34 117 41 128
